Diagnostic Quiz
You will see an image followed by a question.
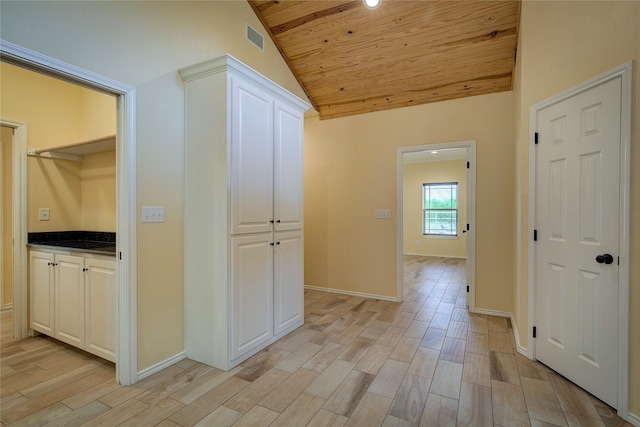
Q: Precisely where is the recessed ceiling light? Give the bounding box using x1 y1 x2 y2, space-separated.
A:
364 0 380 9
431 151 438 154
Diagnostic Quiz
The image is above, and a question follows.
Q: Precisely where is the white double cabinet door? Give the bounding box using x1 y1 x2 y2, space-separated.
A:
181 55 310 370
30 250 117 362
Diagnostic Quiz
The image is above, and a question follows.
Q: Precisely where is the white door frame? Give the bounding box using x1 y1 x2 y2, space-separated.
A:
0 40 138 386
528 62 632 417
0 119 27 333
396 140 476 307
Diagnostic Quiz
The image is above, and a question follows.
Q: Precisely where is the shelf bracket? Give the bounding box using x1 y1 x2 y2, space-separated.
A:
27 147 82 161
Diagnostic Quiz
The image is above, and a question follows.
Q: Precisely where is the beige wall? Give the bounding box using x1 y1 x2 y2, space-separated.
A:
0 0 307 370
513 1 640 415
81 151 116 232
403 160 467 258
304 91 515 311
1 126 12 307
0 62 116 233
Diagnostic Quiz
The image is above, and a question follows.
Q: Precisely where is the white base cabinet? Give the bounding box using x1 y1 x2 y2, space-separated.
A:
29 250 117 362
181 55 310 370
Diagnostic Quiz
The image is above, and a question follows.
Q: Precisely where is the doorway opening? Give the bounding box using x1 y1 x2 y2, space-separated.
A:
1 40 137 385
396 141 476 308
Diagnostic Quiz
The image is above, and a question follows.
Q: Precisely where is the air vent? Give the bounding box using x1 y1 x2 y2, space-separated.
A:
246 24 264 51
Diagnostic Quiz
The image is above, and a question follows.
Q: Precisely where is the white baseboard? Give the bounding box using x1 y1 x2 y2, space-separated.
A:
470 307 510 318
137 351 186 381
304 285 400 302
626 411 640 426
403 252 466 259
510 313 529 358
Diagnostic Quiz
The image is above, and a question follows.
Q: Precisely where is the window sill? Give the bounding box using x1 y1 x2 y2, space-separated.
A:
422 235 459 240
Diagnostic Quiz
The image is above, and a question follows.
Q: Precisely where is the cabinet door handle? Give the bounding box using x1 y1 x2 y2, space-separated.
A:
83 268 88 272
270 242 275 246
276 241 280 245
276 220 281 223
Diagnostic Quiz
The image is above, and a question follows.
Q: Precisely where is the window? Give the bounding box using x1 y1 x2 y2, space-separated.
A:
423 182 458 236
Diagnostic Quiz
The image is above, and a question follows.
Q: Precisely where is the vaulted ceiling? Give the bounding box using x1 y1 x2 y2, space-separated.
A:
249 0 520 120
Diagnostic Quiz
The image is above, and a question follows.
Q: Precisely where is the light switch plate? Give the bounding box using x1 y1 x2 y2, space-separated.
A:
141 206 164 223
374 209 391 219
39 208 50 221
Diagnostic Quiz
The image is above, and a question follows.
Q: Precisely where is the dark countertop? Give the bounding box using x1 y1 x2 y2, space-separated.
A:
27 231 116 256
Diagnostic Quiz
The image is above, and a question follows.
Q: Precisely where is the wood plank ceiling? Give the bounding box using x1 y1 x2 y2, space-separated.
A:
249 0 520 120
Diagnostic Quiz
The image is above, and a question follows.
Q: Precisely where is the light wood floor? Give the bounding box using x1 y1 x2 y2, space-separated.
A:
1 256 631 426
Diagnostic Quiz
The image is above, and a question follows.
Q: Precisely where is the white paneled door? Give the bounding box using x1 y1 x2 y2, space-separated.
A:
535 77 621 407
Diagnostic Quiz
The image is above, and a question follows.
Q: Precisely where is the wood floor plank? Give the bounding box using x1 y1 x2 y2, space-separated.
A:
98 365 185 408
376 326 406 348
407 347 440 379
231 405 280 427
323 369 375 416
275 342 323 372
82 398 149 427
169 366 242 405
307 408 348 427
168 376 250 427
389 337 420 363
490 351 521 385
468 315 489 334
43 400 111 427
462 352 491 388
466 332 490 356
430 360 463 400
456 381 493 427
5 402 72 427
259 367 320 413
419 393 458 427
403 320 429 340
521 377 568 426
192 405 243 427
1 373 111 425
368 359 409 398
271 392 326 427
388 373 430 423
337 337 375 364
302 342 345 373
353 344 393 375
224 367 290 413
135 363 215 406
420 328 446 350
344 392 393 427
305 359 355 399
491 379 530 427
548 371 601 420
117 396 184 427
488 330 514 354
440 337 466 364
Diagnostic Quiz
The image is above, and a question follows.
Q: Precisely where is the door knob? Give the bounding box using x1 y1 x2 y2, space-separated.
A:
595 254 614 264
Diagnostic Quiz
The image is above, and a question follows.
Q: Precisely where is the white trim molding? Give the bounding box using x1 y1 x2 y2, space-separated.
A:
304 285 399 303
0 118 28 339
528 61 632 419
0 39 138 386
137 352 187 381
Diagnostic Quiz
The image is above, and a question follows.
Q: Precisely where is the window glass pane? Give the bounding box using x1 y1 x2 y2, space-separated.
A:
422 182 458 236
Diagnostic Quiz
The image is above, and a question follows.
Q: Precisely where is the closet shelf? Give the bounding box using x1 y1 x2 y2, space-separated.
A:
28 135 115 161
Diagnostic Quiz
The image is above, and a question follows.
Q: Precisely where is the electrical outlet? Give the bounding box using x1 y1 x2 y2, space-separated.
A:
374 209 391 219
39 208 50 221
141 206 164 223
